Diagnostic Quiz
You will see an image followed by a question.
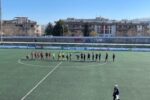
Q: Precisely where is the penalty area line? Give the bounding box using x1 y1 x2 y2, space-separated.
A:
20 62 62 100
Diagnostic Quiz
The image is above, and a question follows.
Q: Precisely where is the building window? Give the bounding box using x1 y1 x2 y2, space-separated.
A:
31 25 34 28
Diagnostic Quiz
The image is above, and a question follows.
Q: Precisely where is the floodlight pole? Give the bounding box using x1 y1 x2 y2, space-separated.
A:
0 0 2 43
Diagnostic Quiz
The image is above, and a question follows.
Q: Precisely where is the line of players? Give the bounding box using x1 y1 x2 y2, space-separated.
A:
26 51 116 62
26 51 53 60
76 52 115 62
26 51 70 61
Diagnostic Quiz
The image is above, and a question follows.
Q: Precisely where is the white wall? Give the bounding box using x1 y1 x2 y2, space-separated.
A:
111 25 116 36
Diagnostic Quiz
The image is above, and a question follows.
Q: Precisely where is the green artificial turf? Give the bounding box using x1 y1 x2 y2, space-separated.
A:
0 49 150 100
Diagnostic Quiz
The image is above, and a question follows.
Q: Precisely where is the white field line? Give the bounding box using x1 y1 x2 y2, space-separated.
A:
20 62 62 100
18 59 51 68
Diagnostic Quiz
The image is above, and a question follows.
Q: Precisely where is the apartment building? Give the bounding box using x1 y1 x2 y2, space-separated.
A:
2 17 42 36
63 17 149 37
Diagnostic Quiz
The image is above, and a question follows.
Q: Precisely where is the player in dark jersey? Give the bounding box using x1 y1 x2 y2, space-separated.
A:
92 52 95 61
105 52 108 62
66 54 69 61
99 53 101 61
26 55 29 60
87 53 90 61
113 84 120 100
48 52 51 59
40 52 44 59
76 55 80 61
95 53 98 61
45 52 48 59
69 53 72 61
62 53 65 60
83 54 86 61
81 53 83 61
113 53 115 62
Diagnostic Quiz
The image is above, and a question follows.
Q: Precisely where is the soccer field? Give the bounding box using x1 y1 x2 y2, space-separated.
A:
0 49 150 100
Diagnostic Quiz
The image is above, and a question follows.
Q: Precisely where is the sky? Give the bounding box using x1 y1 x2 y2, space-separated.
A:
2 0 150 25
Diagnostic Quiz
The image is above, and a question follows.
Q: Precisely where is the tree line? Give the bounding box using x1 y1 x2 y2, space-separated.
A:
45 20 93 36
45 20 68 36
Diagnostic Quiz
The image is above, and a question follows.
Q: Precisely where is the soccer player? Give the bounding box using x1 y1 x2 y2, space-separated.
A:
99 53 101 61
31 51 34 59
113 84 120 100
48 52 51 59
58 52 61 61
52 53 55 60
105 52 108 62
92 52 95 61
81 53 83 61
34 52 37 59
113 53 115 62
37 52 40 59
40 52 44 60
95 53 98 61
87 53 90 61
66 54 69 61
62 53 65 60
69 53 72 61
26 55 29 60
83 54 86 61
45 52 48 59
76 55 80 61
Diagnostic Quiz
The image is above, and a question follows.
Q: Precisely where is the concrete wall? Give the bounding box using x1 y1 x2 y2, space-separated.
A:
2 36 150 44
